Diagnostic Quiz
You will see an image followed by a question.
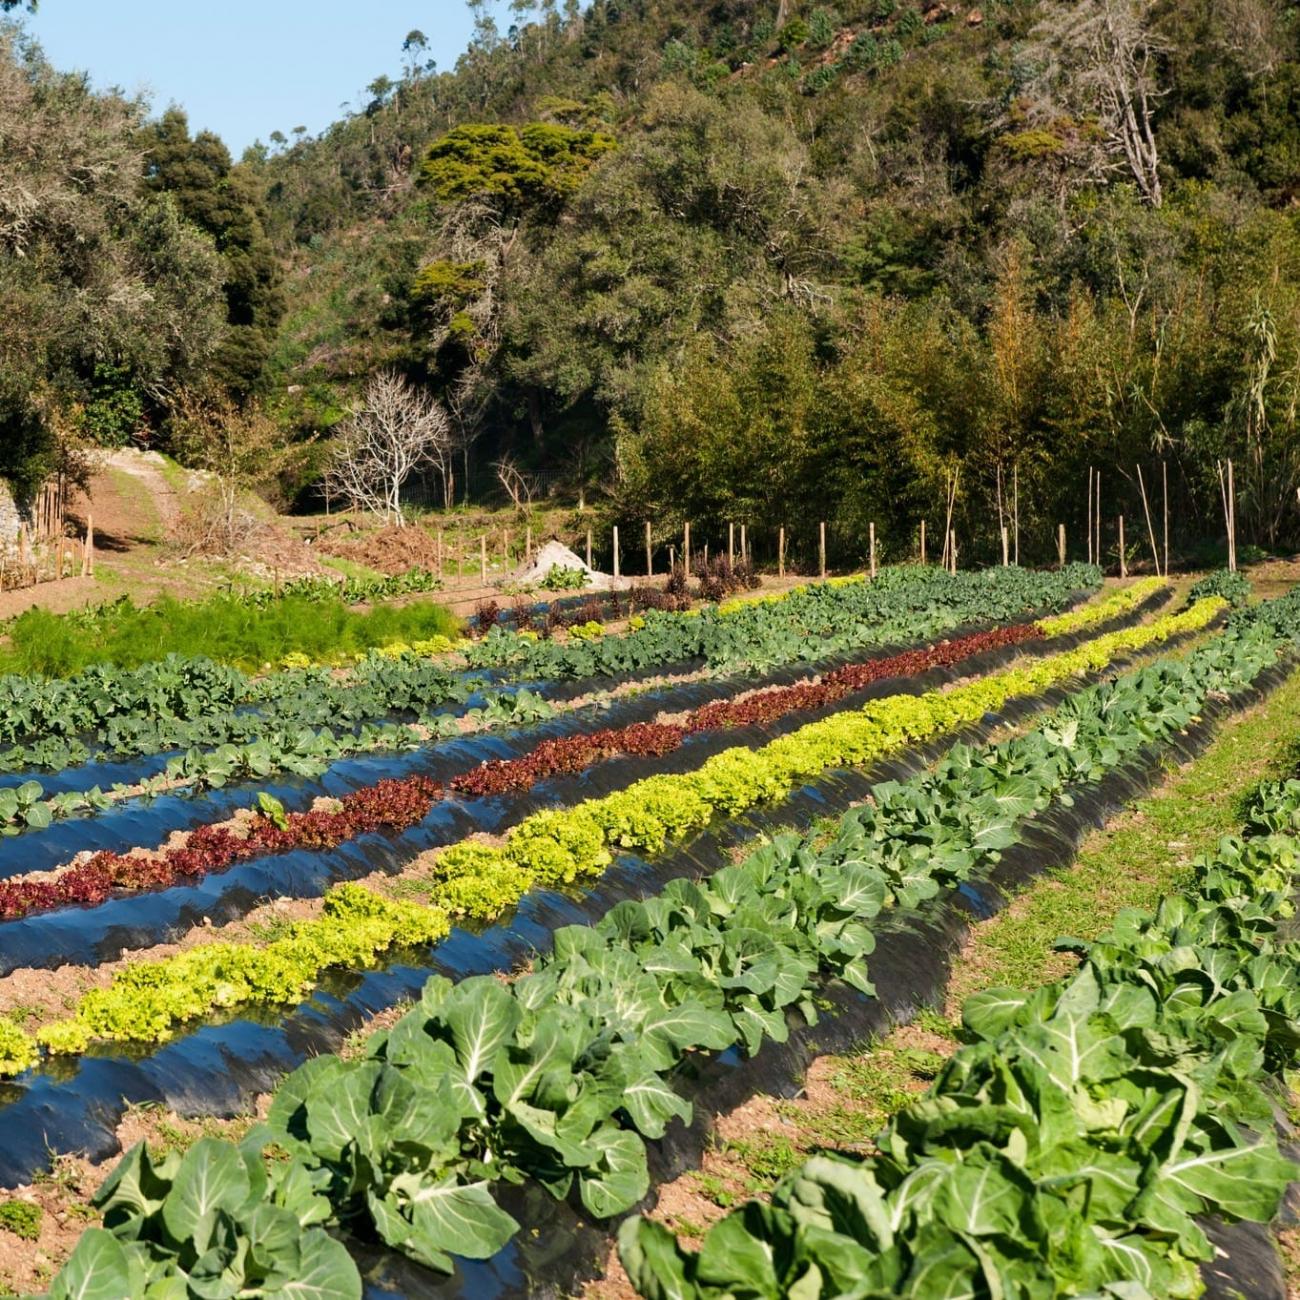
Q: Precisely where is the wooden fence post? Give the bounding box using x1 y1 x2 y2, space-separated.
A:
1086 467 1093 566
1057 524 1066 568
1095 472 1102 571
84 515 94 578
728 522 735 567
436 530 444 578
502 529 510 573
740 524 747 563
869 522 877 579
645 520 653 578
1228 458 1237 573
586 529 593 569
684 521 691 578
480 533 488 584
1000 526 1009 567
526 527 533 563
1162 461 1169 579
1118 515 1126 579
919 519 926 565
819 522 827 580
950 531 958 573
613 525 620 580
1136 464 1160 577
778 526 786 579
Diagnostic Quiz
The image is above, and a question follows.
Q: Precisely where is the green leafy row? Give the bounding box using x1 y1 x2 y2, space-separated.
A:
622 780 1300 1299
42 591 1280 1296
466 562 1103 681
0 885 448 1073
0 565 1096 778
1035 574 1166 637
9 604 1193 1064
419 597 1225 922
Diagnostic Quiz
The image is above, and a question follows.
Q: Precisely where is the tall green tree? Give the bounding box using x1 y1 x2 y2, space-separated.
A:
142 108 284 397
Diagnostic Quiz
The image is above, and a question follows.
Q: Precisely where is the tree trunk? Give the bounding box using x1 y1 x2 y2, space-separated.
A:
527 388 544 446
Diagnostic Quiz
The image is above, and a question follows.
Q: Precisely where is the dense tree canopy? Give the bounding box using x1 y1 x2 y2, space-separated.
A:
143 109 284 397
0 29 224 497
237 0 1300 557
9 0 1300 561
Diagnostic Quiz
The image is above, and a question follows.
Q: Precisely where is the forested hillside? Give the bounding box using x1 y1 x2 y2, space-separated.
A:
7 0 1300 562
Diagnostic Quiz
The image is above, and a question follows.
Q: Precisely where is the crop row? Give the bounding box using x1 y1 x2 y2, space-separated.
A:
621 777 1300 1298
0 621 1049 915
0 615 1038 836
0 779 438 920
38 588 1295 1295
464 562 1102 681
0 565 1097 781
0 601 1208 1073
1035 573 1165 636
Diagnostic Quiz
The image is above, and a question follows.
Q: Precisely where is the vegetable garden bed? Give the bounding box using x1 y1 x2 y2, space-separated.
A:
34 587 1300 1297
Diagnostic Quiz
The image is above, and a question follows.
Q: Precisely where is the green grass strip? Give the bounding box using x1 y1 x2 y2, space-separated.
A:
947 653 1300 1003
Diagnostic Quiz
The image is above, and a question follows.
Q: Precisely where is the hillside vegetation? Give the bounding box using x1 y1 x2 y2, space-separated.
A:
6 1 1300 563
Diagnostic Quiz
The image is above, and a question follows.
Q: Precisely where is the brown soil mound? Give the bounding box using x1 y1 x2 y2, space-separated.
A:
318 524 441 574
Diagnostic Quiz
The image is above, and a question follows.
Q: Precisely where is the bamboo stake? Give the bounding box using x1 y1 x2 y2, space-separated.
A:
502 529 510 573
436 530 444 578
728 522 734 567
684 521 691 578
941 468 959 574
1136 465 1160 577
84 515 94 578
479 533 487 584
1217 460 1233 571
612 525 620 580
1162 461 1169 579
1095 471 1102 569
919 519 926 565
645 520 653 578
1057 523 1066 568
1118 515 1126 579
1228 458 1237 573
1012 463 1019 565
740 524 747 563
1086 466 1093 566
949 530 958 574
819 522 826 580
586 529 593 569
869 522 877 579
995 462 1005 548
778 526 785 579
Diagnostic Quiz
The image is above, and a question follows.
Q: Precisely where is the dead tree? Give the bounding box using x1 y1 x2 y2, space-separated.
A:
326 371 451 525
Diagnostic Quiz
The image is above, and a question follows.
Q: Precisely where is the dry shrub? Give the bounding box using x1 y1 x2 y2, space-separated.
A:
174 481 266 558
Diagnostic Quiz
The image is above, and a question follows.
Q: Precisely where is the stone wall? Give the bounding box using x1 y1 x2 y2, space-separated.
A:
0 480 32 552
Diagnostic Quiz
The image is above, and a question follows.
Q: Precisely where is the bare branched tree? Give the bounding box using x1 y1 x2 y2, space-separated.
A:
446 365 492 507
326 371 451 525
494 456 538 511
1023 0 1167 207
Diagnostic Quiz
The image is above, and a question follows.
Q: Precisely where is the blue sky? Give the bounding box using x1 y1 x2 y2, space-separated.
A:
21 1 504 153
